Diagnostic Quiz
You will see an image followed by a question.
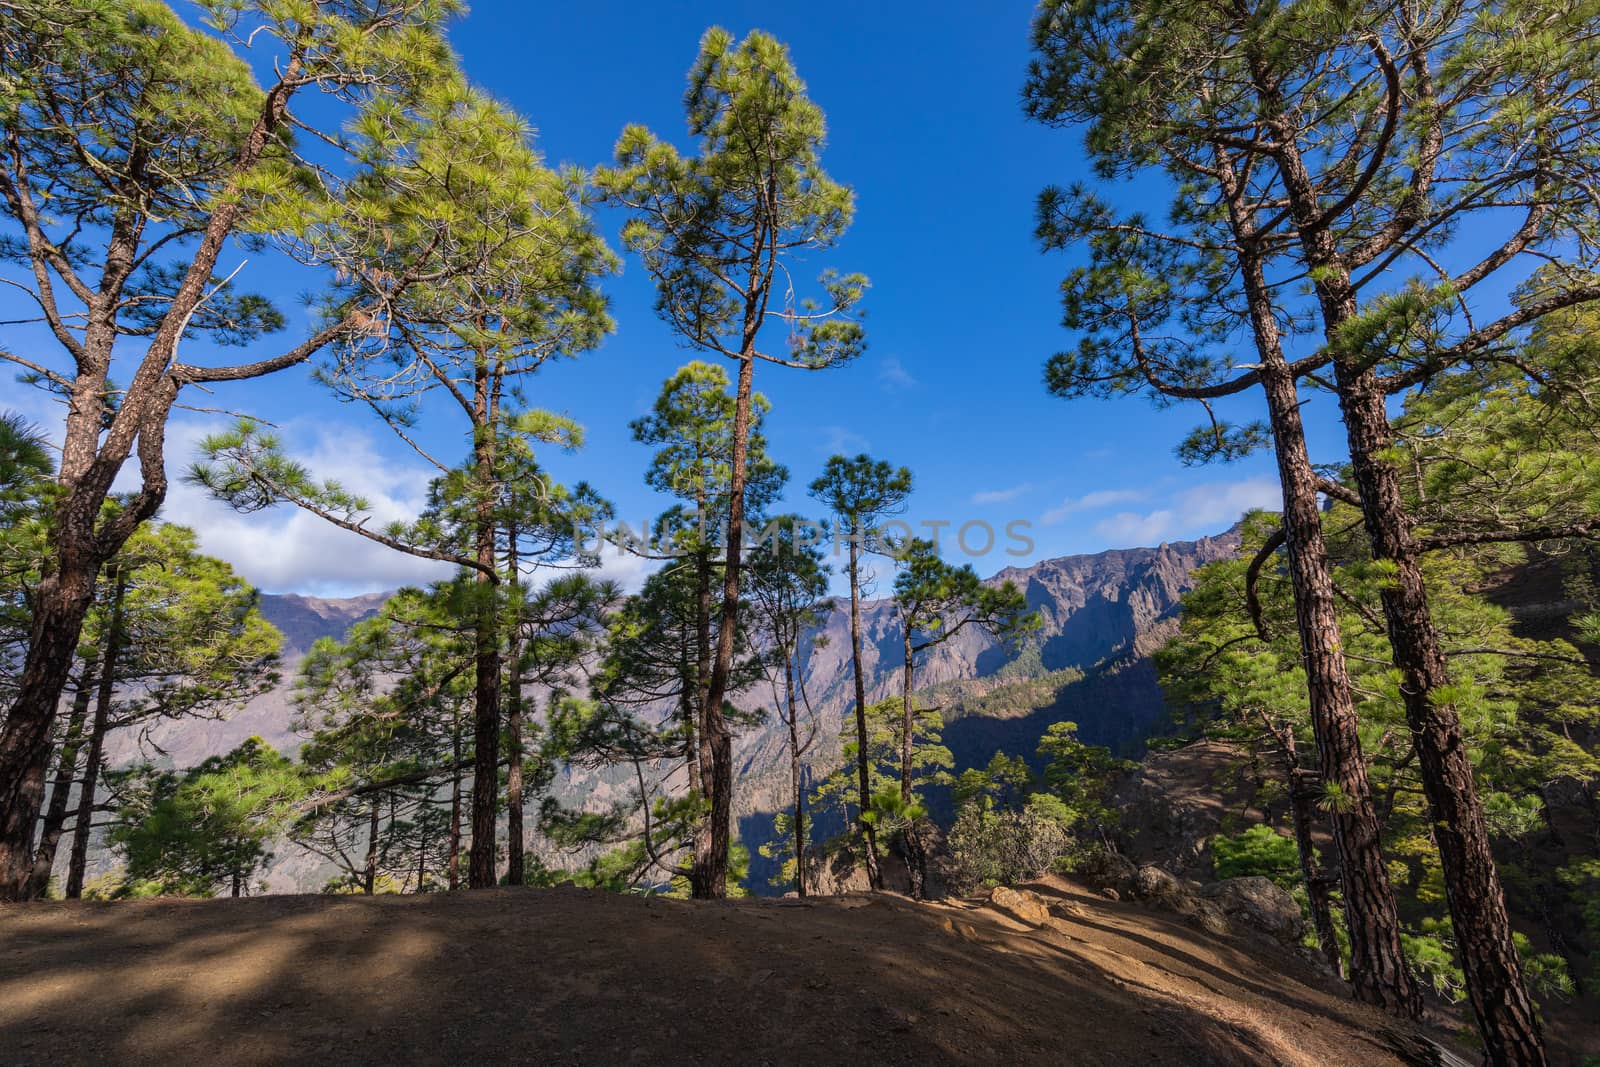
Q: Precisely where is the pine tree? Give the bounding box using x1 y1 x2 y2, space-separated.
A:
13 522 283 900
807 455 913 889
745 514 832 897
294 587 481 891
0 0 465 900
889 539 1034 897
0 412 54 705
1025 0 1418 1022
109 737 302 898
1027 0 1600 1049
574 364 783 892
598 29 865 897
192 83 615 888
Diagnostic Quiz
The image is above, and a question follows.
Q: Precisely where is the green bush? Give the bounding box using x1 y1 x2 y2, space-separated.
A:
1211 825 1299 886
946 797 1074 895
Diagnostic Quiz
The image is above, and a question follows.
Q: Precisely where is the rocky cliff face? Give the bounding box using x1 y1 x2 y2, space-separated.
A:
735 531 1242 882
738 531 1240 785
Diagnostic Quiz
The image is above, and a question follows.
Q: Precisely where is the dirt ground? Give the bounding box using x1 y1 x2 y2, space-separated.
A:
1 875 1469 1066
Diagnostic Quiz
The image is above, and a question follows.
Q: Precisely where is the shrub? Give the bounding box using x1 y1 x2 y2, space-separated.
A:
1211 825 1299 887
946 797 1073 894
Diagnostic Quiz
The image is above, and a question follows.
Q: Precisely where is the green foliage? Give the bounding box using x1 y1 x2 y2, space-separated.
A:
945 798 1075 896
1557 859 1600 940
942 722 1120 895
101 523 284 724
758 808 812 890
952 752 1035 815
1403 919 1574 1009
1211 826 1300 888
597 28 865 369
0 413 56 699
810 697 952 829
892 539 1037 657
109 738 304 897
630 361 786 545
1036 721 1125 835
807 455 913 549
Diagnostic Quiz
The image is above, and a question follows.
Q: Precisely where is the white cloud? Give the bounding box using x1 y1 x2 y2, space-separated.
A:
151 418 453 596
1091 477 1281 546
818 424 870 456
972 483 1033 505
10 388 455 595
877 357 918 391
584 546 657 593
1041 487 1148 525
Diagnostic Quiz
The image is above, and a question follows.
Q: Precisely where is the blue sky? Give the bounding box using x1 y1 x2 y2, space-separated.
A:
6 1 1359 596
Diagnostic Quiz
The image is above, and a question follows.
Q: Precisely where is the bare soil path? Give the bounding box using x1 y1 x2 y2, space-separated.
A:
1 875 1461 1065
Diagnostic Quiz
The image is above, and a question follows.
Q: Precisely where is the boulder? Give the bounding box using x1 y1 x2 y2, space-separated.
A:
1133 864 1184 904
808 843 916 897
1201 876 1306 944
1108 740 1257 878
987 885 1052 926
1077 850 1139 896
1186 899 1231 937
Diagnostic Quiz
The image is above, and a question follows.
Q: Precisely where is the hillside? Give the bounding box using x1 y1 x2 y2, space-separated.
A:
736 531 1240 878
82 534 1240 892
775 531 1242 764
0 877 1463 1067
104 593 390 768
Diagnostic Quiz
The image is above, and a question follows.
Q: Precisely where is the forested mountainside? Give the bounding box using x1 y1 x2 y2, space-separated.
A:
787 530 1243 758
81 533 1236 893
103 594 391 769
736 532 1240 880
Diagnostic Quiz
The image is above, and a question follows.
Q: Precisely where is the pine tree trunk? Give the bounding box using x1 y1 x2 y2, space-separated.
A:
695 546 713 796
505 676 525 887
363 795 380 895
784 652 807 898
900 627 916 807
449 707 463 892
505 532 525 887
1256 332 1421 1020
468 551 501 889
689 545 715 897
467 360 502 890
0 548 99 900
847 538 883 889
25 666 95 899
67 571 127 900
1334 362 1545 1063
1203 137 1421 1013
899 626 931 899
1286 758 1345 979
1258 102 1542 1054
693 352 756 899
416 809 427 893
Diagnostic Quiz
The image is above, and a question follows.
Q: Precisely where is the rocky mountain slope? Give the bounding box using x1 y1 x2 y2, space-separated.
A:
104 593 390 768
735 531 1240 875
